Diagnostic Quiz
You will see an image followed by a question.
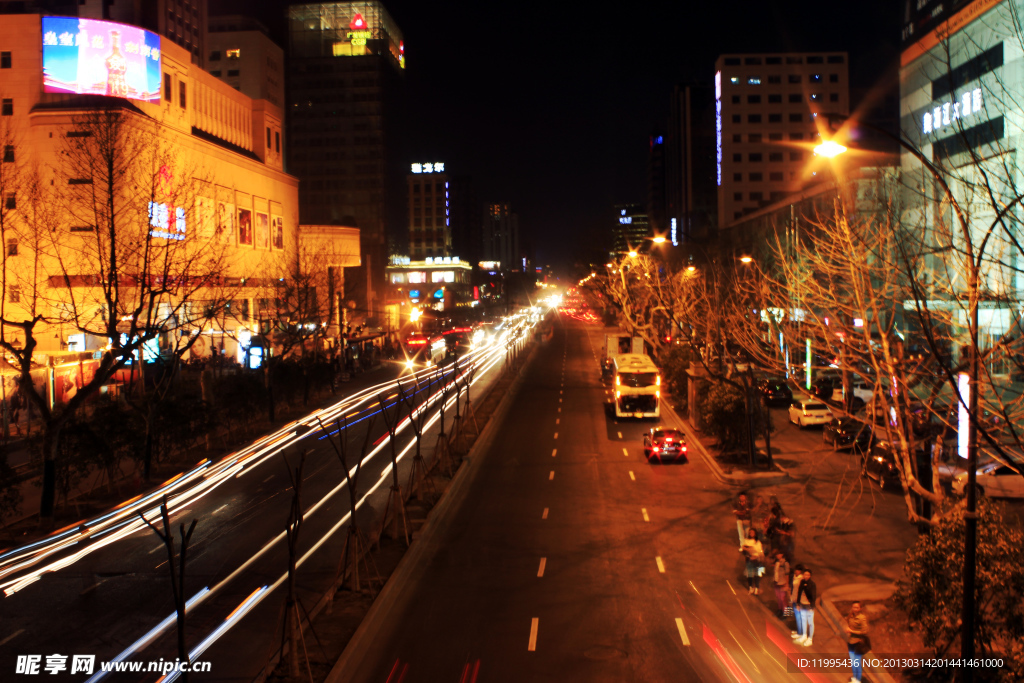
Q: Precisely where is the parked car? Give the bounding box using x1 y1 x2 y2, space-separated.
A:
757 378 793 407
788 398 832 428
642 428 688 463
860 437 901 489
952 461 1024 498
831 379 873 410
812 374 842 401
823 417 871 451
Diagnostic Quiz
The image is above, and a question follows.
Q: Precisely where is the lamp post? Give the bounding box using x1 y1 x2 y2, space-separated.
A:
817 118 981 674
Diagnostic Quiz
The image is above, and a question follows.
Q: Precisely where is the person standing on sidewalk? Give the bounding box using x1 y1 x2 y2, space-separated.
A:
772 550 790 618
844 601 870 683
790 563 806 641
794 568 816 646
741 528 764 594
733 493 751 548
776 512 795 560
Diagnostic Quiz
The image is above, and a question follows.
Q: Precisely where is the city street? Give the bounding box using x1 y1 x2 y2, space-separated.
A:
334 316 917 683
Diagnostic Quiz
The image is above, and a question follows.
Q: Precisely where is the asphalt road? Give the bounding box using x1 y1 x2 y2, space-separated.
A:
339 317 855 683
0 328 523 682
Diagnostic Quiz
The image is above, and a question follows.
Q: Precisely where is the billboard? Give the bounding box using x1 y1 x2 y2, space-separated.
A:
42 17 161 102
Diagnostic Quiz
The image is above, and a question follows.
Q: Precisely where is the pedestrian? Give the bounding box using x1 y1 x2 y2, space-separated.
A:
845 601 871 682
772 550 791 618
733 493 752 549
741 528 764 595
776 512 796 561
794 568 816 646
790 563 806 642
764 500 783 554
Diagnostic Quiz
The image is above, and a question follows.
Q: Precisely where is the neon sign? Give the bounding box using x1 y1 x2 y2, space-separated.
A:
411 162 445 173
923 88 982 134
148 202 186 241
670 217 678 246
715 71 722 186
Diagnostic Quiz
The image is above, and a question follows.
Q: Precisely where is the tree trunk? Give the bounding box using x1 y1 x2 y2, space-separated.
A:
39 422 62 523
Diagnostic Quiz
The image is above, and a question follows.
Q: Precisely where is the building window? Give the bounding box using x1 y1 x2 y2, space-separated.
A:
275 132 281 153
829 93 839 102
724 57 740 66
744 57 762 65
769 133 783 141
790 151 804 160
810 93 821 101
786 56 803 64
749 192 763 201
790 133 804 140
747 77 761 85
749 153 762 162
769 152 783 161
811 74 822 82
4 194 14 210
730 77 739 84
732 153 742 162
163 74 171 101
1 99 11 116
749 133 762 142
829 73 839 83
732 114 741 123
731 95 740 104
733 173 742 181
768 94 781 103
733 192 742 201
734 211 742 219
768 113 782 123
70 225 95 232
7 286 19 304
747 95 761 104
267 127 272 147
748 114 761 123
767 75 781 84
179 81 186 109
2 145 12 163
749 173 763 181
226 48 240 59
770 172 784 181
732 133 742 142
766 57 782 65
210 70 221 77
788 113 803 122
827 55 845 64
807 56 824 64
227 69 239 77
0 52 10 69
788 74 801 83
6 239 16 256
210 51 221 61
788 93 801 103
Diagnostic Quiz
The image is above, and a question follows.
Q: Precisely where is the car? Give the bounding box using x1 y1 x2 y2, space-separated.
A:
823 416 871 450
952 460 1024 498
788 398 832 428
859 438 902 490
831 379 873 410
757 378 793 407
642 428 688 463
812 374 842 401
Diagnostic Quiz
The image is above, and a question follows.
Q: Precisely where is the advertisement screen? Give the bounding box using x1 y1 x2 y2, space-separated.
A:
42 17 161 102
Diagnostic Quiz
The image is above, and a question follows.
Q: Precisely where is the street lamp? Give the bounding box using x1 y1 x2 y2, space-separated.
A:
628 250 638 258
739 255 753 264
652 235 667 244
813 139 847 158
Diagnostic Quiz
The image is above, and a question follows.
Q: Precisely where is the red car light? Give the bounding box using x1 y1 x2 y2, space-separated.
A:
665 437 672 442
653 446 660 452
682 445 688 452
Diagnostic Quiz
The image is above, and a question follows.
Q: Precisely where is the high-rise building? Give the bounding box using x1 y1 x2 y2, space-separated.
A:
449 175 481 265
483 204 520 272
647 134 667 239
406 162 450 260
714 52 849 228
665 83 718 243
207 15 284 108
286 2 406 325
612 204 651 255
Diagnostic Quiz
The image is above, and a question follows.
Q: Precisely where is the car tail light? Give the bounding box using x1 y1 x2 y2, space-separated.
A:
615 375 620 386
682 445 688 452
665 437 672 442
653 446 660 452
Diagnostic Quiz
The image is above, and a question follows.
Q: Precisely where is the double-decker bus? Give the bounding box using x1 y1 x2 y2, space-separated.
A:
612 354 661 419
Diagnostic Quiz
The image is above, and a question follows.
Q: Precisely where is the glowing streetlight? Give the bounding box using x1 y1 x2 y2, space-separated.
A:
739 256 753 264
652 235 667 244
409 307 421 322
686 265 696 273
814 139 847 158
628 250 638 258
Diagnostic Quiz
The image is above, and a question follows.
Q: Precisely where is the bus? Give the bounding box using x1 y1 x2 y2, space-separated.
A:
612 354 661 419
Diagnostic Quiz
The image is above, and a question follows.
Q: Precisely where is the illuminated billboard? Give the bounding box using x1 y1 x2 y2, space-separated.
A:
42 17 161 102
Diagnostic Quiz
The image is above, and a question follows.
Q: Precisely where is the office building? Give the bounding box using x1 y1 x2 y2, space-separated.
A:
286 1 407 324
714 52 849 228
406 162 450 260
483 203 520 272
207 15 284 108
612 204 651 255
665 83 718 243
77 0 207 66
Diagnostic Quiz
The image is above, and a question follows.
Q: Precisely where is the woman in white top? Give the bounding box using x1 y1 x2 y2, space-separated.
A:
741 528 764 594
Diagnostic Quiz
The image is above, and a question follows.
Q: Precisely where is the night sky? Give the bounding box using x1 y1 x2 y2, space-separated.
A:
212 0 901 270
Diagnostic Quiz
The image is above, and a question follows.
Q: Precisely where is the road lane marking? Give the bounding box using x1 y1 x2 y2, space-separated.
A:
557 407 561 413
642 508 649 522
618 431 622 439
262 475 274 484
148 544 165 555
559 398 562 403
690 581 700 595
730 630 761 674
554 432 558 439
542 507 549 519
656 556 666 573
0 629 24 646
528 618 539 651
675 618 691 646
549 471 555 480
629 471 635 481
622 448 628 456
537 558 546 577
551 449 557 457
726 580 737 595
556 418 560 425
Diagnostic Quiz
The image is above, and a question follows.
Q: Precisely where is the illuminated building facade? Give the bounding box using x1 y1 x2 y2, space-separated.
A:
286 1 407 325
612 204 651 255
76 0 208 67
407 162 451 260
714 52 849 228
385 256 474 324
0 14 362 366
207 15 284 108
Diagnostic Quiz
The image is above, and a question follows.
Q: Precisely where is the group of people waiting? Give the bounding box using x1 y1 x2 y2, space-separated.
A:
733 493 871 683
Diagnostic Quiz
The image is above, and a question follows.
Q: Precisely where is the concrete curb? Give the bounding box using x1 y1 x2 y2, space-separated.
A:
819 582 899 683
661 401 790 488
323 341 541 683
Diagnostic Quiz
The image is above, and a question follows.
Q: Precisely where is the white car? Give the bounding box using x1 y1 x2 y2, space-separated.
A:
831 380 873 407
789 398 833 427
952 461 1024 498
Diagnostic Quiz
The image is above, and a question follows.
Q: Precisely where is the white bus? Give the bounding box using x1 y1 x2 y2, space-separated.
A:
612 353 661 419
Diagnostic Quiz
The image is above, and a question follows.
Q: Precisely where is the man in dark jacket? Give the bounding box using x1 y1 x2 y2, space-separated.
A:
794 568 816 646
